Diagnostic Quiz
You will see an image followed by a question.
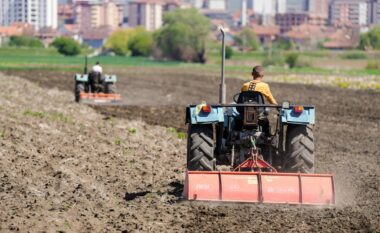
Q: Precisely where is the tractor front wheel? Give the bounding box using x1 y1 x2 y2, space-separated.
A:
75 82 84 102
284 125 315 173
187 125 215 171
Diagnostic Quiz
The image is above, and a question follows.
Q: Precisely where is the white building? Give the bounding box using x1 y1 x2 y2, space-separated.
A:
286 0 308 12
369 0 380 24
128 0 163 31
0 0 58 29
251 0 276 16
276 0 286 14
331 0 369 26
226 0 241 12
206 0 226 10
188 0 203 9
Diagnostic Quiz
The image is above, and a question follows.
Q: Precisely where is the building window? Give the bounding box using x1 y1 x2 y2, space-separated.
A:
137 4 142 25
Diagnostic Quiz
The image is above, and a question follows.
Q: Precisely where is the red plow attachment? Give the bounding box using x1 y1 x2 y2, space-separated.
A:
79 92 122 104
183 171 335 205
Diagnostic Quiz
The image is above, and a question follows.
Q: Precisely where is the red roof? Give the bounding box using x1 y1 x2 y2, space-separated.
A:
251 25 279 36
129 0 165 4
82 26 113 40
323 27 360 49
283 24 329 40
0 26 23 36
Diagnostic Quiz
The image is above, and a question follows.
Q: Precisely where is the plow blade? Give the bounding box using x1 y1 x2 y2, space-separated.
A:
183 171 335 205
79 92 122 104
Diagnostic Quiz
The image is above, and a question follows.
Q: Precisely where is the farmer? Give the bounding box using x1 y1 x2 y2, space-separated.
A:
89 61 103 92
241 66 277 105
92 61 103 74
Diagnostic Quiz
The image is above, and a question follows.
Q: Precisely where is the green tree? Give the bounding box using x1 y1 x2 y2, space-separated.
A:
51 37 81 56
8 36 44 48
285 53 299 68
234 27 259 51
154 8 211 63
359 27 380 50
225 45 233 59
105 29 135 55
274 38 293 50
128 28 153 57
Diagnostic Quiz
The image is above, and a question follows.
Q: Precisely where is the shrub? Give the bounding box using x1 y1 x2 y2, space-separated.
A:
294 60 311 68
285 53 299 68
234 27 259 51
341 52 368 59
366 60 380 70
9 36 44 48
51 37 81 56
262 56 285 67
225 46 233 59
128 28 153 57
274 38 293 50
359 27 380 50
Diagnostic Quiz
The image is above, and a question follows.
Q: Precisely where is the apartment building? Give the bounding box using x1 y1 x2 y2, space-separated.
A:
128 0 163 31
275 12 309 33
187 0 203 8
74 0 122 30
369 0 380 24
331 0 369 25
286 0 308 12
128 0 184 30
205 0 226 10
251 0 277 16
0 0 58 29
308 0 329 18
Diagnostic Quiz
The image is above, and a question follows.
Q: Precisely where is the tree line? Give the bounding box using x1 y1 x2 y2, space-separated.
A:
6 8 380 62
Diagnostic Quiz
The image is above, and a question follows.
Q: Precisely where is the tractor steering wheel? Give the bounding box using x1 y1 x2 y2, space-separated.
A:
233 93 240 103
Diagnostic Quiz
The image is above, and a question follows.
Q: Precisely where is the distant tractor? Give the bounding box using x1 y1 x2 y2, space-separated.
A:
74 57 121 104
183 27 335 205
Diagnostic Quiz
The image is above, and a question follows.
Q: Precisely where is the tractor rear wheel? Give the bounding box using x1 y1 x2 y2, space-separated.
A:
75 82 84 102
284 125 314 173
105 83 116 93
187 125 215 171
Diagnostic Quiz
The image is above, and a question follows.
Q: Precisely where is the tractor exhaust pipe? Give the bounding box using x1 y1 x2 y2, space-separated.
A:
219 26 226 104
84 56 88 74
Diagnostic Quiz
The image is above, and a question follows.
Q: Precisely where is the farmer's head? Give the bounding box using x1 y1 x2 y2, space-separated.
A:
252 66 264 80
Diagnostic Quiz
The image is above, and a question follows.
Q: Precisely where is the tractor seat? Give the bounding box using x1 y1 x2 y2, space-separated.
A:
236 91 265 115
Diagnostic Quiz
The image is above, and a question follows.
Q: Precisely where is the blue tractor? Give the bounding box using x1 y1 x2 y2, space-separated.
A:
74 57 121 104
185 29 315 174
186 99 315 173
183 28 334 205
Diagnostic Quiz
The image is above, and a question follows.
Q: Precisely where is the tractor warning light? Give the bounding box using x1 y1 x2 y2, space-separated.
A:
293 105 304 114
202 105 212 113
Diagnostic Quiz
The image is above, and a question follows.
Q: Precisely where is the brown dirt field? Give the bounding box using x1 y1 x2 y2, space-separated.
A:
1 69 380 232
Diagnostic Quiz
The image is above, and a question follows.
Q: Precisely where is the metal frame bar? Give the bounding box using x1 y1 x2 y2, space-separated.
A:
188 104 315 108
185 171 336 205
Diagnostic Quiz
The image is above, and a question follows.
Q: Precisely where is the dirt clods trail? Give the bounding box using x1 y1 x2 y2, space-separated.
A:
0 74 185 232
1 70 380 232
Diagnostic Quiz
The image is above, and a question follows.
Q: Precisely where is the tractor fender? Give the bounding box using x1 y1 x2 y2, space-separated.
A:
186 105 224 124
75 74 88 82
281 106 315 125
104 74 117 83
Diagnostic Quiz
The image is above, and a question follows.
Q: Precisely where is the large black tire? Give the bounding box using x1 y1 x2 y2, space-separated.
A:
187 125 215 171
75 82 84 102
105 83 116 94
284 125 315 173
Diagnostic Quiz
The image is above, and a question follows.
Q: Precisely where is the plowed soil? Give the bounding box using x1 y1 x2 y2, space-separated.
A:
1 69 379 232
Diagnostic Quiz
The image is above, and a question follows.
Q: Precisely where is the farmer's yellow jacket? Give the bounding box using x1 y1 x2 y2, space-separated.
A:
241 80 277 105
